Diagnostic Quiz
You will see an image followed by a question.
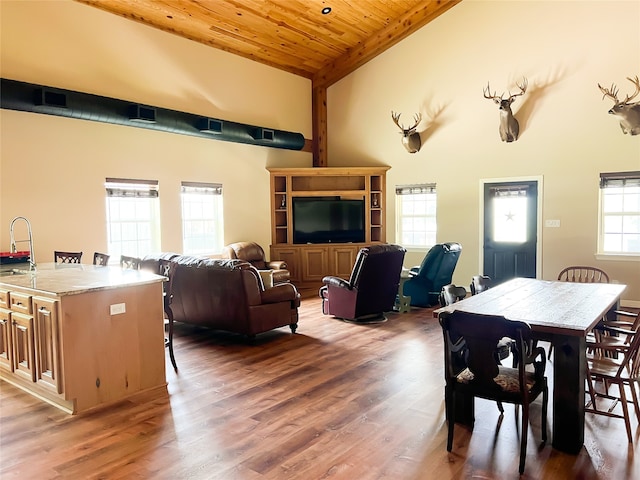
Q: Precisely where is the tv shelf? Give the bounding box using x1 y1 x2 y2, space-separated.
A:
267 167 389 285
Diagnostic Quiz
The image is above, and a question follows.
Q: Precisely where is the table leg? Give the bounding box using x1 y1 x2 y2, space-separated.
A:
551 334 586 454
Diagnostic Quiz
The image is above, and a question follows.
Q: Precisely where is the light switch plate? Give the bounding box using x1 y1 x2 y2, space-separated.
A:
110 303 126 315
545 219 560 228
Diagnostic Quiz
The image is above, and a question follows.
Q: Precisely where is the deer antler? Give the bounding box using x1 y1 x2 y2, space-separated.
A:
509 77 528 101
483 82 502 102
599 82 620 104
391 111 403 129
391 111 422 132
624 76 640 104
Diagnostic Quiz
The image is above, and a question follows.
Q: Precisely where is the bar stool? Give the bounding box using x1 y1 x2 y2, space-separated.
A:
93 252 110 266
54 251 83 263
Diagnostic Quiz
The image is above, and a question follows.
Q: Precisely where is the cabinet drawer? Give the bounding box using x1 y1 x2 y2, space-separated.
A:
10 292 33 315
0 289 8 309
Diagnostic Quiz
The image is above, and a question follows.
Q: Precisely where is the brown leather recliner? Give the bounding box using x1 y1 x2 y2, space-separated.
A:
319 244 406 322
222 241 290 285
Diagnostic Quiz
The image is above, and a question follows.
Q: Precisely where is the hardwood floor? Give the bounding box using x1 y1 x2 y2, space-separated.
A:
1 297 638 479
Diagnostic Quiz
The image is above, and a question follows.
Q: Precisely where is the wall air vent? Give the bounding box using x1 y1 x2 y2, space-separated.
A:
128 104 156 123
197 117 223 134
252 127 275 141
34 88 67 108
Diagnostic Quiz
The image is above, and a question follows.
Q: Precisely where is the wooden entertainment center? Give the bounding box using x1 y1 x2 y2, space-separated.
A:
268 167 388 286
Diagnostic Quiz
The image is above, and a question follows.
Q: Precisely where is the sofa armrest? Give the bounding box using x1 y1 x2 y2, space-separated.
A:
261 283 299 305
267 260 287 270
322 276 351 289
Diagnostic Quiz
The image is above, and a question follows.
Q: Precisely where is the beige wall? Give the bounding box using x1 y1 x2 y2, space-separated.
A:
1 1 639 302
327 0 640 303
0 0 312 261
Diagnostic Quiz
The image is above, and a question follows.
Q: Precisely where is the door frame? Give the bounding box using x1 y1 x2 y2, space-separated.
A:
478 175 544 279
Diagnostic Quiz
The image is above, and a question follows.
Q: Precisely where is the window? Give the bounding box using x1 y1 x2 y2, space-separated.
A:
105 178 160 260
396 184 437 248
489 186 529 243
599 171 640 255
181 181 224 255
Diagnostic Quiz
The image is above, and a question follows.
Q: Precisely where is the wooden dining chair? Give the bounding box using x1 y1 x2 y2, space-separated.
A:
439 283 467 307
550 266 611 358
557 266 610 283
93 252 110 266
439 310 548 474
439 283 510 413
440 282 513 362
585 321 640 443
470 275 492 295
54 251 83 263
120 255 141 269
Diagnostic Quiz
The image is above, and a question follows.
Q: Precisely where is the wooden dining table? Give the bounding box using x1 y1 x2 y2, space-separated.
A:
434 277 627 454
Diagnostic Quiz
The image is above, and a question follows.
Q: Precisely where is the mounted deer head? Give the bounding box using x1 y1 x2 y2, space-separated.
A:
483 78 528 142
598 76 640 135
391 111 422 153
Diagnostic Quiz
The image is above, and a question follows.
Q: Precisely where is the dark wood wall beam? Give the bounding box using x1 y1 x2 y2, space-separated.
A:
312 86 328 167
310 1 462 167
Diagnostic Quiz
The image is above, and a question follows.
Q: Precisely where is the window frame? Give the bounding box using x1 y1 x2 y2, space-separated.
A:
180 181 224 255
597 171 640 260
105 177 161 262
395 183 437 251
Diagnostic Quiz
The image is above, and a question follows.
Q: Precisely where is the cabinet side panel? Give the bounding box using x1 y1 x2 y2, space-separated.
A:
60 282 166 412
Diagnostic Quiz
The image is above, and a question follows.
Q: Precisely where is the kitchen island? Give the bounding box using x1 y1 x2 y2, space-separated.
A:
0 263 167 414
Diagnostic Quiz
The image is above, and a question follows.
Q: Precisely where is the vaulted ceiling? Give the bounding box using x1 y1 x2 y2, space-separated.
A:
75 0 462 164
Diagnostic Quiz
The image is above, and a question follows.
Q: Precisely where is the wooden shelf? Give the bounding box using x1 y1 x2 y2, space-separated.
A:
267 167 389 285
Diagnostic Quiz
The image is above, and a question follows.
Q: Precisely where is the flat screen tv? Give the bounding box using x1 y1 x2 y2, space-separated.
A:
292 197 365 244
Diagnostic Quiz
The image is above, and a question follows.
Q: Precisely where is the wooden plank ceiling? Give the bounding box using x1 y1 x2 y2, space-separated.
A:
74 0 461 166
76 0 460 86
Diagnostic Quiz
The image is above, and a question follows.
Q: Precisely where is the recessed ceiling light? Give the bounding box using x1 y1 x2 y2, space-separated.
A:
321 7 332 15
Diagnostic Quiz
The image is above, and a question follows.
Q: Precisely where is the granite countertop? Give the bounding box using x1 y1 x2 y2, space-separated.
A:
0 263 165 296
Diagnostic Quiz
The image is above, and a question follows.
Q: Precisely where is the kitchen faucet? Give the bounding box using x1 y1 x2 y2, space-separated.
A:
9 216 36 270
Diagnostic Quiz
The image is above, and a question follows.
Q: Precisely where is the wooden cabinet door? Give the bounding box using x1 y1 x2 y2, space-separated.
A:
0 309 13 373
329 246 359 279
10 312 36 382
0 289 9 309
301 247 328 282
270 246 301 283
33 297 62 394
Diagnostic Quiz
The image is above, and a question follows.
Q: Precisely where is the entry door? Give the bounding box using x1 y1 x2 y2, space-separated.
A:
483 181 538 284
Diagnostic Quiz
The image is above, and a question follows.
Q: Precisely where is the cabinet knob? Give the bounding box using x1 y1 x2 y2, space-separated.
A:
95 377 101 388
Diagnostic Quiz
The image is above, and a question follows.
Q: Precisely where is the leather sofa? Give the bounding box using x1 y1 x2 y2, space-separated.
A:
221 241 290 285
141 253 300 338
